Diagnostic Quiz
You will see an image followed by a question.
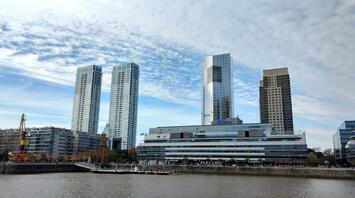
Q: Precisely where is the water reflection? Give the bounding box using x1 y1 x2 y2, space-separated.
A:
0 173 354 198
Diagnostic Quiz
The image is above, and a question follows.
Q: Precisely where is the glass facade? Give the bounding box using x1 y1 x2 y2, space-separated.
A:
137 123 307 164
333 121 355 163
202 53 233 125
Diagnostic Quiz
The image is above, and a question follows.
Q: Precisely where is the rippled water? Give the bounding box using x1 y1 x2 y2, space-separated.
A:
0 173 355 198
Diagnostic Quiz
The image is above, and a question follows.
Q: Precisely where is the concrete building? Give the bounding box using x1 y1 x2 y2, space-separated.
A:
71 65 102 135
27 127 74 159
108 63 139 150
73 131 100 154
259 68 294 134
0 127 74 159
202 53 233 125
0 129 20 155
137 123 307 164
333 121 355 164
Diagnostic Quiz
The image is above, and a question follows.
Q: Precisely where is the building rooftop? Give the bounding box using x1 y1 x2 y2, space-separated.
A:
263 67 289 77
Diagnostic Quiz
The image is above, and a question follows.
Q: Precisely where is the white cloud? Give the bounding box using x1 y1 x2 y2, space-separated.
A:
0 0 354 132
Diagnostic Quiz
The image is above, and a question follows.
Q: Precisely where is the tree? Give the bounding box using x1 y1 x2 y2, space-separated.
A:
70 154 79 161
33 152 43 162
323 148 335 164
306 152 318 166
128 147 136 162
63 154 69 162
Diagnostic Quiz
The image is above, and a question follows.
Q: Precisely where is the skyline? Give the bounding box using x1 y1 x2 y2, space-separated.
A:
1 0 355 150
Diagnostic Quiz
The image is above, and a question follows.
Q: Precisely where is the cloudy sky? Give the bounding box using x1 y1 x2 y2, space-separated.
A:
0 0 354 150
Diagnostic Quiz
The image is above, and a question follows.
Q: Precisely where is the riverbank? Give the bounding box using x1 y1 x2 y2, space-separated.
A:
113 164 355 179
0 162 88 174
1 163 355 179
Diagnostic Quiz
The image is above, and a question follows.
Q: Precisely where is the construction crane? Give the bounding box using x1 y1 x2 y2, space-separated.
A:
19 113 28 153
9 113 29 162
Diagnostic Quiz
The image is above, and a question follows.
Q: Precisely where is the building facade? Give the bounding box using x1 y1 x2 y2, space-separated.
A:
0 129 20 155
259 68 294 134
202 53 233 125
73 131 100 154
333 120 355 164
27 127 74 158
345 136 355 165
71 65 102 135
1 127 74 159
137 123 307 164
108 63 139 150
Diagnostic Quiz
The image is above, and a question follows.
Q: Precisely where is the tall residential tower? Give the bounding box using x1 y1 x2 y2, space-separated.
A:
71 65 102 135
202 53 233 125
108 63 139 150
259 67 294 134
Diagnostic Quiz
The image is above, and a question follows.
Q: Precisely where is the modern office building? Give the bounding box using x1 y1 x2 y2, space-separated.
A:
259 68 294 134
0 129 20 155
345 136 355 164
27 127 74 159
202 53 233 125
333 120 355 164
108 63 139 150
137 123 307 164
71 65 102 136
0 127 74 159
73 131 100 154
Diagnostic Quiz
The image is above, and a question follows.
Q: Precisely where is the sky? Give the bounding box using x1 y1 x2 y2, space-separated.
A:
0 0 354 150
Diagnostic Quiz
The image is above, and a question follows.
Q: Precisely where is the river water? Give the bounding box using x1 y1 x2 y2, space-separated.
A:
0 173 354 198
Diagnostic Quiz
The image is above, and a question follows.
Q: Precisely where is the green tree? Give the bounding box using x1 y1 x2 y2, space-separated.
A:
306 152 318 166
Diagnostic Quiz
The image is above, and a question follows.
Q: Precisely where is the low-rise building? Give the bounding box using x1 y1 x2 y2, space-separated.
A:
74 132 100 154
0 129 20 154
333 121 355 164
137 123 308 164
1 127 74 159
27 127 74 159
345 136 355 165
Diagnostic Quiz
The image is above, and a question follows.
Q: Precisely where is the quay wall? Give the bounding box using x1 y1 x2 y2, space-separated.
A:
1 163 355 179
0 163 88 174
113 164 355 179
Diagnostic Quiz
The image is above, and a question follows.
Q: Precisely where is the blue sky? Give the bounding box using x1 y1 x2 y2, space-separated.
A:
0 0 354 150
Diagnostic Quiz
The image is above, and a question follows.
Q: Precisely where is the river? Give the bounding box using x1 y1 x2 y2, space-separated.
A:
0 173 354 198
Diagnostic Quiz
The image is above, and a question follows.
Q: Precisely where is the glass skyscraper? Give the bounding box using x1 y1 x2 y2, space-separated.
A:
71 65 102 135
201 53 233 125
259 68 294 134
108 63 139 150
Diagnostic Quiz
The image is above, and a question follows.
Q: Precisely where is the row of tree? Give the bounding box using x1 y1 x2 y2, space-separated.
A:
305 148 336 166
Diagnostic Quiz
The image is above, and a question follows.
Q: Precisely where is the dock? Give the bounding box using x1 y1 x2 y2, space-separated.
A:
75 162 173 175
90 169 172 175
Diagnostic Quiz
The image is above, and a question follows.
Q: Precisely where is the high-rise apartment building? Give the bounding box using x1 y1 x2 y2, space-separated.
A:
202 53 233 125
108 63 139 150
259 67 294 134
71 65 102 135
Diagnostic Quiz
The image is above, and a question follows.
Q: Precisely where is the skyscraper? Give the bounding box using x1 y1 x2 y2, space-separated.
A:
259 67 294 134
71 65 102 135
108 63 139 150
202 53 233 125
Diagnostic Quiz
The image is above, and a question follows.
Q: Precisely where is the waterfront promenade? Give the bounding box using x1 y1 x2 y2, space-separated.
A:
1 162 355 179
